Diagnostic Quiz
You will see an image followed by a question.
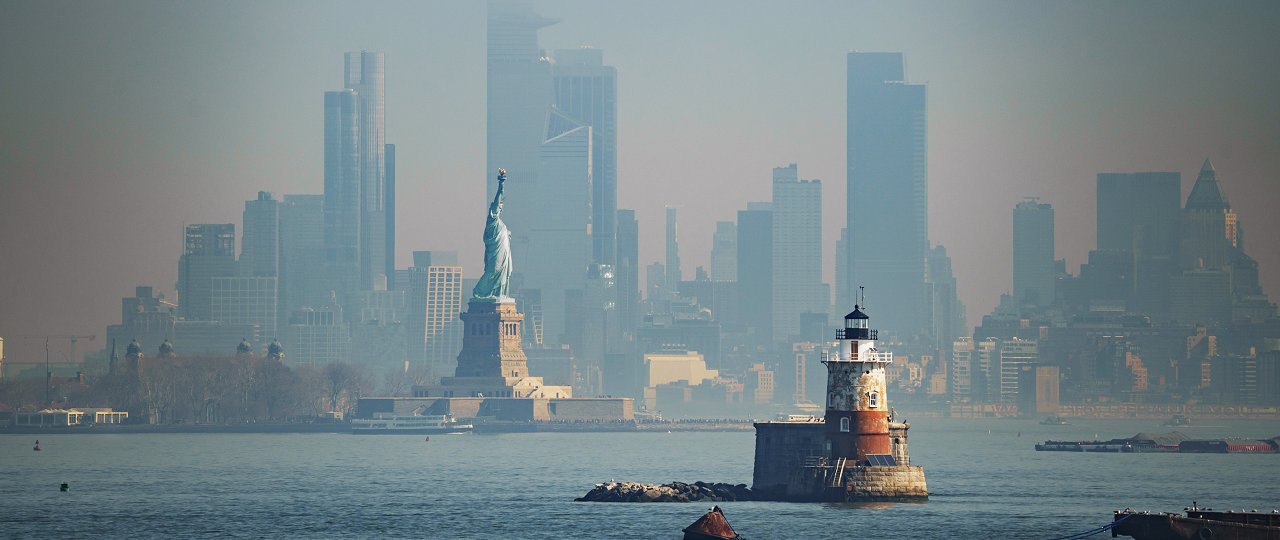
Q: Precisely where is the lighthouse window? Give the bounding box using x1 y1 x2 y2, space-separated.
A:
839 417 850 432
868 392 879 408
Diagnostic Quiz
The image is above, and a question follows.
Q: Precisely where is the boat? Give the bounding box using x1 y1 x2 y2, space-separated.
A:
1113 506 1280 540
1040 415 1070 425
682 506 741 540
350 413 473 434
1164 414 1192 427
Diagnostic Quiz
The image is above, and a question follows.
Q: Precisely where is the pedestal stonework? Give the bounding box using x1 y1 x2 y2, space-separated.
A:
426 299 572 399
453 300 528 380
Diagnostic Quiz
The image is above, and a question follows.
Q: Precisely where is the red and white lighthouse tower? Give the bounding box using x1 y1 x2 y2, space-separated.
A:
823 305 892 463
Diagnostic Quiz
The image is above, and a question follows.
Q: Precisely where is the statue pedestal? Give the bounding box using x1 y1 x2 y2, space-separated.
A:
424 299 572 399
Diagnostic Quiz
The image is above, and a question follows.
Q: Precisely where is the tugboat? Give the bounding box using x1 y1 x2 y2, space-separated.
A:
1040 415 1070 426
683 506 741 540
1113 504 1280 540
1163 414 1192 427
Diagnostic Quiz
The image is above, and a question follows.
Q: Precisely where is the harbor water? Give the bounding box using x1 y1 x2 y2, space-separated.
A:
3 417 1279 538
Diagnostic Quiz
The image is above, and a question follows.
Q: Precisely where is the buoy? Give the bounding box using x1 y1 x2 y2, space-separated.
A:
424 436 430 442
33 440 41 452
60 483 69 492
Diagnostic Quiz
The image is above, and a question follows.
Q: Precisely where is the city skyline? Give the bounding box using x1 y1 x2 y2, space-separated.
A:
3 1 1280 363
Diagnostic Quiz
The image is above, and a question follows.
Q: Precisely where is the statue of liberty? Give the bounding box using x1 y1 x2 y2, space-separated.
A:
472 168 513 301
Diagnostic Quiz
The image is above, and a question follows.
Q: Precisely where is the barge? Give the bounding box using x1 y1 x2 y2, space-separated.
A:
1113 507 1280 540
1035 432 1280 454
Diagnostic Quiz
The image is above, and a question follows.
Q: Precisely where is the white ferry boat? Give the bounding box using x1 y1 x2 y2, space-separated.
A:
350 413 473 434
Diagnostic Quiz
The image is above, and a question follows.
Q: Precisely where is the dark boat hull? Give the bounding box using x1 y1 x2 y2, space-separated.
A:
1113 511 1280 540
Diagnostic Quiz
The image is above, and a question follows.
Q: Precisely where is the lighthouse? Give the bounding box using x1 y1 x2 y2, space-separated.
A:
824 305 892 463
751 301 927 501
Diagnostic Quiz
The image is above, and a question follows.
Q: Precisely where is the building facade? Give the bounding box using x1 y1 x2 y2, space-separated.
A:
846 52 928 341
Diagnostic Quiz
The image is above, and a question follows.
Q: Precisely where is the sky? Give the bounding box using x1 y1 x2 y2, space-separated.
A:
2 0 1279 364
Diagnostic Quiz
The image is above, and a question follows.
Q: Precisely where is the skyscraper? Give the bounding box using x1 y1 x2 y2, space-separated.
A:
344 50 389 290
737 202 773 345
1180 158 1236 270
279 195 326 330
615 209 640 342
178 224 236 321
520 109 592 345
846 52 928 340
385 143 396 286
211 276 278 341
487 0 557 201
1096 172 1181 259
1096 171 1181 315
771 164 823 343
1013 198 1055 307
665 206 682 297
406 251 463 377
240 191 279 279
710 221 737 282
552 47 617 266
323 89 361 297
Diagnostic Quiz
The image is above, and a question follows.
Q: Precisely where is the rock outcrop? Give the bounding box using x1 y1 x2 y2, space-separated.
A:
575 481 754 503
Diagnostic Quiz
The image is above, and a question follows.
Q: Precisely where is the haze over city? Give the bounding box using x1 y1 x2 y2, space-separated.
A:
3 0 1278 364
6 2 1280 538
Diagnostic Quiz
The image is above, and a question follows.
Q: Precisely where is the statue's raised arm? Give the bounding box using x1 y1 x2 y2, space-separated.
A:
489 168 507 217
472 168 514 301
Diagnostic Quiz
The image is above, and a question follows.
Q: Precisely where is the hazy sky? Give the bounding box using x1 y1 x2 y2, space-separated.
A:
2 0 1278 363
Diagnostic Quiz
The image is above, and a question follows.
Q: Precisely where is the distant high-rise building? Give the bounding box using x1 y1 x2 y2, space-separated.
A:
646 261 666 303
1013 198 1055 308
286 303 351 367
240 191 279 278
927 245 967 355
1097 171 1181 259
615 209 640 342
771 164 822 343
836 227 850 311
323 89 362 297
552 47 617 266
737 202 773 345
951 337 973 403
1097 171 1181 315
279 195 327 329
178 224 236 321
519 109 592 345
665 207 682 297
385 143 397 285
323 50 392 298
846 52 928 340
406 251 463 377
211 276 278 341
997 338 1038 404
345 50 389 290
1180 158 1237 271
710 221 737 282
487 0 556 201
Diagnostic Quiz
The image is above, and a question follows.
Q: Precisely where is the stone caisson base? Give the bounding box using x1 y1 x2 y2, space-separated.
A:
837 465 928 501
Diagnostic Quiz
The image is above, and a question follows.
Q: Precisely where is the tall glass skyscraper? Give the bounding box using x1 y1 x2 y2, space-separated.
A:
1013 198 1055 308
552 47 617 266
771 164 823 343
846 52 928 340
324 51 392 298
522 109 592 345
487 0 557 201
344 50 389 289
665 206 682 297
323 88 361 297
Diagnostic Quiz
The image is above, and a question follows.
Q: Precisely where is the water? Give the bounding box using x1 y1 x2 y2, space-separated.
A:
4 418 1279 538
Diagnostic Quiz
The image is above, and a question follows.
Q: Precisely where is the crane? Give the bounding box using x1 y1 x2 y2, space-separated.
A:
20 335 96 407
